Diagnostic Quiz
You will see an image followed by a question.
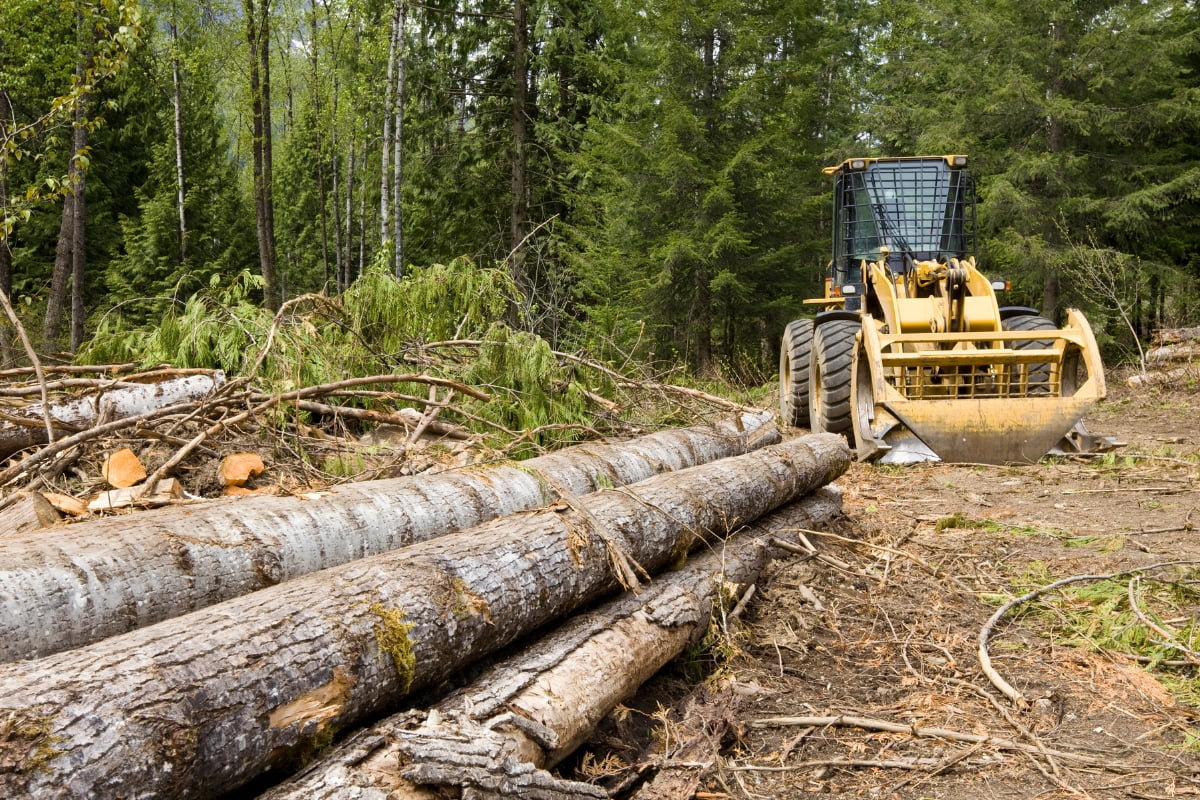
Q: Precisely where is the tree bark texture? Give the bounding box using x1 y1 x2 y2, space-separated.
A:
0 411 775 663
0 434 849 798
68 105 86 353
258 490 843 799
0 89 12 299
0 371 226 463
245 0 279 310
170 18 187 264
507 0 529 322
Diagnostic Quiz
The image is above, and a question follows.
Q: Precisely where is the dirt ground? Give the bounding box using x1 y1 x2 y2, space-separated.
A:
575 371 1200 799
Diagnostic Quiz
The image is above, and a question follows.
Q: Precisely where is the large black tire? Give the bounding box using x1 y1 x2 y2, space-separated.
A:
1003 313 1057 394
779 319 814 427
809 319 859 438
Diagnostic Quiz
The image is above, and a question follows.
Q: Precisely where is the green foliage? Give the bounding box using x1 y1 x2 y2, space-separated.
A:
8 0 1200 376
0 0 144 239
556 0 865 379
79 259 612 454
1027 575 1200 676
82 271 272 374
463 322 602 454
869 0 1200 342
342 257 515 351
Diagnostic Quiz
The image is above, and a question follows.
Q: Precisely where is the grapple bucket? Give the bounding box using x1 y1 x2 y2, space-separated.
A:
851 309 1107 464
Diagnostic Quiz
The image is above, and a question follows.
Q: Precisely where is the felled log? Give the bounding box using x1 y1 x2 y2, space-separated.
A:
0 491 60 536
258 490 843 800
1146 343 1200 365
0 371 225 461
1151 325 1200 346
0 411 776 663
0 434 850 799
1126 366 1191 388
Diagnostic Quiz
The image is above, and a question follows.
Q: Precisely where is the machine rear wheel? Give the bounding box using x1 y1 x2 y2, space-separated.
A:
779 319 814 427
809 319 859 438
1003 314 1057 394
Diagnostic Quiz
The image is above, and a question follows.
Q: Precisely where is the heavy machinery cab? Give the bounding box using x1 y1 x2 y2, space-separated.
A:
825 156 976 313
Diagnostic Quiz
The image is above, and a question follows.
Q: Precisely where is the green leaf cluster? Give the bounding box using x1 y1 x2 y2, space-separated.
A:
79 258 606 452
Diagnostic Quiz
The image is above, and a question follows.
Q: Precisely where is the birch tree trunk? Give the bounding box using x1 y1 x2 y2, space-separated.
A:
0 434 849 799
0 371 225 463
392 0 405 279
170 14 187 264
0 411 774 662
43 176 76 350
258 489 843 799
68 110 86 353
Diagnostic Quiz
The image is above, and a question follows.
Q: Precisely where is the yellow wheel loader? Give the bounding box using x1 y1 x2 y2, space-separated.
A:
780 155 1110 464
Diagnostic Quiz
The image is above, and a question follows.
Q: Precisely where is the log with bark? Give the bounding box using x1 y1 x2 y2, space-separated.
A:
0 434 849 799
257 489 843 800
0 411 776 663
1145 343 1200 365
0 371 225 461
1151 325 1200 346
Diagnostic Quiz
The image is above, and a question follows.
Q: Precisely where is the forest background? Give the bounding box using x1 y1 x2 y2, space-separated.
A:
1 0 1199 387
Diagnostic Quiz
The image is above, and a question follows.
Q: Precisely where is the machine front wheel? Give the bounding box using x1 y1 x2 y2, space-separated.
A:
1003 314 1057 394
779 319 814 427
809 319 859 439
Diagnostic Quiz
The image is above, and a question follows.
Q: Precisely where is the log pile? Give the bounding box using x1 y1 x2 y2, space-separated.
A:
259 490 843 800
0 430 851 798
1127 327 1200 387
0 410 777 662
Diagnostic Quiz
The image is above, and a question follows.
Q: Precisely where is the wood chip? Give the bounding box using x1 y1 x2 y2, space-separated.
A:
219 452 265 488
43 492 88 516
102 447 147 489
89 478 183 511
223 484 280 497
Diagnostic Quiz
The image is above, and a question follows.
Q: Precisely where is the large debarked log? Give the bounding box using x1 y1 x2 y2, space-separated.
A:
0 434 849 799
258 490 844 799
0 411 775 662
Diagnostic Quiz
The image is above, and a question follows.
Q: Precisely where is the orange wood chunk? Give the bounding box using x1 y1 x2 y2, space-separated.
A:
102 448 147 489
220 452 266 488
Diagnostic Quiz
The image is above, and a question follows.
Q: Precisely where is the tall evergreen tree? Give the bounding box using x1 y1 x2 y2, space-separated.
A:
560 0 865 376
869 0 1200 341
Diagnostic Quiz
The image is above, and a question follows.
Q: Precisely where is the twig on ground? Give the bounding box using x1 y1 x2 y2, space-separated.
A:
1126 577 1200 666
769 536 859 575
729 584 756 620
789 527 976 594
748 714 1138 770
978 560 1200 708
0 288 54 444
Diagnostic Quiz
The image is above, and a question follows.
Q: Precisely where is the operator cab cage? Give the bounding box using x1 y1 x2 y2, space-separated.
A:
827 155 976 290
